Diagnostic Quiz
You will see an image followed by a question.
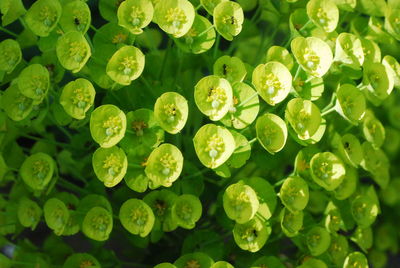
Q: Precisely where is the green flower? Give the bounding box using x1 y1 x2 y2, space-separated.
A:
0 83 34 121
193 124 235 169
63 253 100 268
59 78 96 120
211 261 234 268
266 46 294 71
361 38 381 65
92 146 128 187
362 62 394 104
90 104 127 148
20 153 55 191
106 45 145 85
382 55 400 89
59 0 91 34
119 198 155 237
17 197 42 231
280 208 303 237
351 226 373 252
279 176 309 213
82 206 113 241
343 252 368 268
285 98 322 140
306 0 339 33
99 0 124 22
334 33 364 70
252 61 292 106
171 194 202 229
56 31 91 73
360 142 389 188
223 181 259 224
154 263 176 268
256 113 287 154
0 0 26 27
120 108 164 155
200 0 227 15
351 194 379 228
333 0 356 11
291 37 333 77
335 84 366 124
251 256 286 268
324 202 343 232
213 1 244 41
174 252 214 268
220 82 260 130
174 14 216 54
143 189 178 232
384 6 400 41
310 152 346 191
93 22 135 48
0 39 22 73
24 0 62 37
144 143 183 188
306 226 331 256
153 0 195 38
332 133 363 167
17 64 50 102
154 92 188 134
328 235 349 266
233 217 271 252
298 258 327 268
117 0 154 35
362 112 385 148
44 198 70 236
194 75 233 121
213 55 247 83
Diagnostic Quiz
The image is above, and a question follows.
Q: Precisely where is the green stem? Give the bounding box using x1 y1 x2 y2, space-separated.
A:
184 168 209 179
299 19 312 33
248 137 258 145
128 163 143 169
321 106 336 117
58 178 90 195
159 39 172 81
274 178 286 188
0 26 18 37
85 33 95 53
195 4 202 11
140 76 157 98
321 93 337 113
293 64 302 82
237 92 259 108
90 24 98 33
197 25 214 38
19 133 73 149
213 34 221 59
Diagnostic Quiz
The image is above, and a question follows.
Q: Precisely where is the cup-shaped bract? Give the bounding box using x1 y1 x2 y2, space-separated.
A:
153 0 195 38
362 114 385 148
328 235 349 266
60 78 96 120
106 46 145 85
174 252 214 268
310 152 345 191
334 165 358 200
119 198 155 237
291 37 333 77
252 61 292 106
213 1 244 41
351 194 379 228
233 217 271 252
298 258 327 268
44 198 69 236
223 181 259 224
92 146 128 187
360 38 381 65
17 64 50 102
56 31 91 73
335 133 363 167
59 0 91 34
82 206 113 241
324 202 343 232
361 142 389 188
256 113 288 154
20 153 55 191
117 0 154 35
144 143 183 187
251 256 286 268
201 0 228 15
0 0 26 27
63 253 100 268
285 98 321 140
143 189 178 232
193 124 235 169
280 176 309 213
382 55 400 89
220 82 259 129
306 226 331 256
335 84 366 124
90 104 127 148
171 194 202 229
334 33 364 70
194 75 233 121
155 263 176 268
306 0 339 33
17 197 42 231
266 46 294 71
0 83 34 121
154 92 188 134
343 252 368 268
0 39 22 73
351 226 373 252
174 14 216 54
384 6 400 41
362 62 394 103
24 0 62 37
213 56 247 83
280 208 303 237
211 261 234 268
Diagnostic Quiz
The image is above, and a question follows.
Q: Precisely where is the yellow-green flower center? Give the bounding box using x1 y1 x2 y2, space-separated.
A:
206 86 227 109
303 48 320 71
176 203 193 220
164 103 178 122
131 120 147 136
205 134 224 159
185 259 200 268
103 153 123 176
0 46 18 67
119 56 137 75
241 227 258 242
73 10 88 31
112 32 128 44
159 153 177 176
165 7 187 30
129 207 148 226
80 260 94 268
154 199 167 216
90 213 110 232
103 116 123 137
72 88 91 108
263 126 277 146
261 73 282 96
40 6 57 27
308 233 321 247
231 191 250 212
130 6 144 27
30 76 46 96
68 41 87 62
33 160 49 180
316 8 330 29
